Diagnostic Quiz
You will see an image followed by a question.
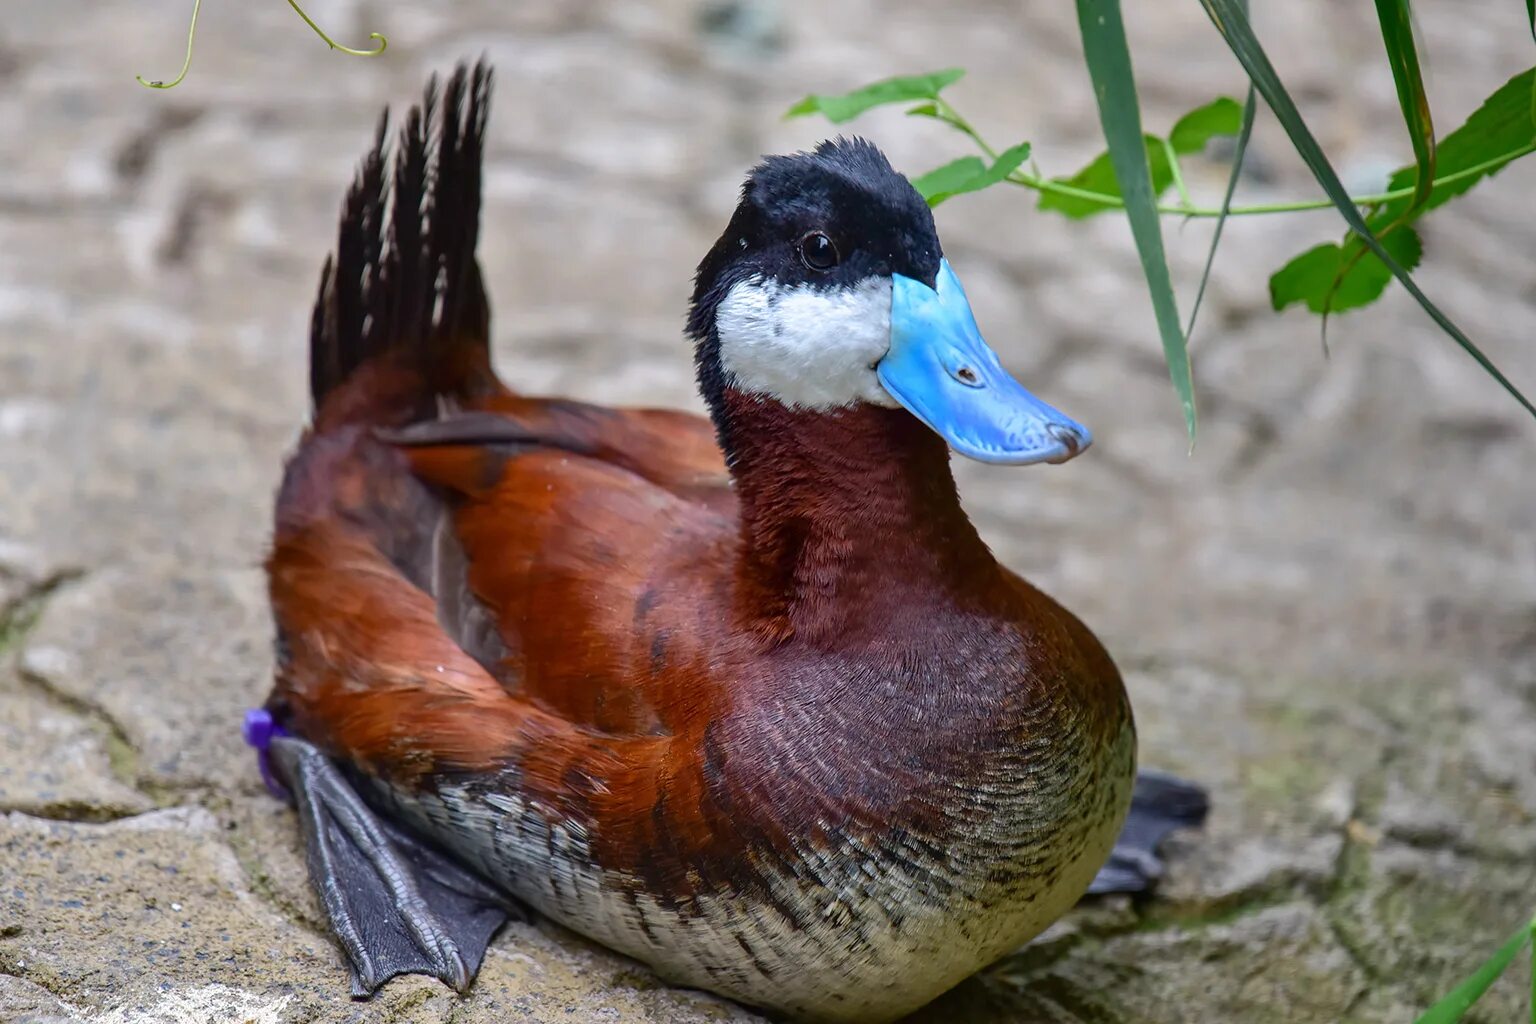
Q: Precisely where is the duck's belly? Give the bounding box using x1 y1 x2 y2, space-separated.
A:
365 729 1134 1023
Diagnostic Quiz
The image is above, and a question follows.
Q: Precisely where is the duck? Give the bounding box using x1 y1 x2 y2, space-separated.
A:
247 61 1206 1024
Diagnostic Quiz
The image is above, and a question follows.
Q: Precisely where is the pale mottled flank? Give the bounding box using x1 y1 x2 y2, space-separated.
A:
1 1 1534 1022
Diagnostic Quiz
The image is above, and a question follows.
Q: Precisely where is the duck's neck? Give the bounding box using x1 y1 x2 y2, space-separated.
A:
719 388 999 645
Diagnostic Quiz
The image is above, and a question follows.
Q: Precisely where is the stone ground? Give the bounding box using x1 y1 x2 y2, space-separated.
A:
2 1 1535 1021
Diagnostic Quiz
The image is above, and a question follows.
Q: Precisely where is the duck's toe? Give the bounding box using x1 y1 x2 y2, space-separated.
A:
1086 768 1209 896
268 736 513 997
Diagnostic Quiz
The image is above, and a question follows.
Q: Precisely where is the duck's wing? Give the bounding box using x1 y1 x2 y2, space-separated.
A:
264 62 730 997
385 397 731 509
268 506 708 997
386 416 738 733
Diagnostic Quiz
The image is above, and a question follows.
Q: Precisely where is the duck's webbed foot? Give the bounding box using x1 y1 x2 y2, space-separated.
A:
266 735 511 997
1087 768 1209 896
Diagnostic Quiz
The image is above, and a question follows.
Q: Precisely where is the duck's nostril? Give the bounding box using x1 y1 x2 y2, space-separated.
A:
1047 422 1085 456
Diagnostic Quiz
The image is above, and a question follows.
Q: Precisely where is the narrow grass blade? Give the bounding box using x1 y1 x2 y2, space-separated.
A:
1187 82 1255 342
1198 0 1536 420
1413 921 1531 1023
1077 0 1196 440
1186 0 1253 344
1527 0 1535 45
1374 0 1436 211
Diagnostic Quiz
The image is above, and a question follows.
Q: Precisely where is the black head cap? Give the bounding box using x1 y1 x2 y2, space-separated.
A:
687 138 942 445
687 137 941 341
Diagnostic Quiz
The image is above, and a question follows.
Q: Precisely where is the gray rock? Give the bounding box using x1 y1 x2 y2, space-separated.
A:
18 568 273 792
1329 842 1536 1023
0 808 755 1023
0 974 74 1024
0 684 153 820
914 904 1378 1023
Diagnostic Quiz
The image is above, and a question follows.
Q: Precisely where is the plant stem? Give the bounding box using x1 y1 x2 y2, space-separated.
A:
933 98 998 161
1161 136 1196 212
921 91 1510 219
1001 144 1535 216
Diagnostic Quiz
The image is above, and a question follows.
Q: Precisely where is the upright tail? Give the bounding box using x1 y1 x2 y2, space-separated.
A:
308 60 497 427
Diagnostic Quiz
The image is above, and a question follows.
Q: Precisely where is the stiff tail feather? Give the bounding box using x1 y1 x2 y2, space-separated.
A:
308 60 497 425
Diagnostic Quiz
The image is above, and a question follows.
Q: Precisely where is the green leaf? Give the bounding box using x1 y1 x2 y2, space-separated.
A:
1038 137 1170 218
1270 227 1422 314
1374 0 1437 212
1168 96 1246 153
1371 67 1536 227
920 143 1032 206
911 157 987 201
1270 67 1536 327
1527 0 1535 45
1271 244 1345 313
785 69 965 124
1198 0 1536 420
1077 0 1195 440
1331 229 1424 314
1413 921 1531 1023
1039 96 1242 219
980 142 1033 182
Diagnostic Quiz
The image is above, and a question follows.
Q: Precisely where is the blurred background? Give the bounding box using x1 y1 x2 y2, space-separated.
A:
1 1 1533 1021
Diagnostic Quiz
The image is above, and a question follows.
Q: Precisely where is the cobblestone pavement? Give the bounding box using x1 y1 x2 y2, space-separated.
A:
2 1 1535 1021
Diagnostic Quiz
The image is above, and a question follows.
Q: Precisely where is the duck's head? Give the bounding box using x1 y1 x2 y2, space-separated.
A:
688 137 1090 466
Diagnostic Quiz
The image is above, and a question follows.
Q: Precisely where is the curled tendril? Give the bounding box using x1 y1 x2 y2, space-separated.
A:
285 0 388 57
136 0 202 89
137 0 387 90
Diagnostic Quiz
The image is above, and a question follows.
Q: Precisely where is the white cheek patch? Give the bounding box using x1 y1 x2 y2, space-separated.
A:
714 276 900 410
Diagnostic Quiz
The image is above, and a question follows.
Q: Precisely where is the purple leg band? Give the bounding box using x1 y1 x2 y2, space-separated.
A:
242 707 291 802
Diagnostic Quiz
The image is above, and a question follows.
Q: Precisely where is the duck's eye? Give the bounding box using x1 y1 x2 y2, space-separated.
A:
798 231 839 272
